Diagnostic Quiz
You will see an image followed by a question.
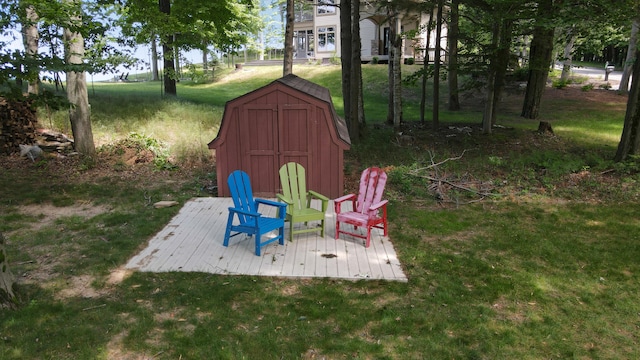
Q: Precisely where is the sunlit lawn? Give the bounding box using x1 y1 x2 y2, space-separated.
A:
1 63 639 359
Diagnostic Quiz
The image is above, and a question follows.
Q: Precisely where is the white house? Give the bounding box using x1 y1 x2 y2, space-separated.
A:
292 0 447 63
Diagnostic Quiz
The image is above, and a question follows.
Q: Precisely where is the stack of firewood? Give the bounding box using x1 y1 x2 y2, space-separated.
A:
35 129 74 153
0 98 39 155
1 98 75 156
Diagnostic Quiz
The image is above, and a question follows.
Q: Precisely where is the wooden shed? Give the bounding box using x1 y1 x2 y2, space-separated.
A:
208 74 351 198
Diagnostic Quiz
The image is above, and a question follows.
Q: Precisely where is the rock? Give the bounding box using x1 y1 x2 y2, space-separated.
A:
153 201 179 209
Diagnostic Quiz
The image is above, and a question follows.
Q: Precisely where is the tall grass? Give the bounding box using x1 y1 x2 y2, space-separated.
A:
40 64 627 165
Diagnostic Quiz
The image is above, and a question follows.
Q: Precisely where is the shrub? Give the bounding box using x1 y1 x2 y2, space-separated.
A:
512 67 529 81
552 78 569 89
581 83 595 91
599 82 612 90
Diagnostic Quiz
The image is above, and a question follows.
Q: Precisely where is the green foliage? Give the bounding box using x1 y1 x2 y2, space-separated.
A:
511 66 529 81
387 164 427 196
552 78 570 89
99 132 177 171
599 82 613 90
581 83 595 91
612 155 640 174
329 52 341 65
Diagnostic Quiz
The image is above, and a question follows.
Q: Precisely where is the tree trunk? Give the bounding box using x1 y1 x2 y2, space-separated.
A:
159 0 176 95
447 0 460 111
432 0 443 128
64 2 95 157
560 27 576 82
392 16 402 127
0 233 17 309
151 37 159 81
202 44 208 75
521 0 554 120
350 0 362 141
283 0 294 76
21 4 40 95
341 0 352 131
174 34 181 79
386 6 396 125
490 20 513 126
615 48 640 162
483 22 500 134
619 17 639 94
420 5 434 124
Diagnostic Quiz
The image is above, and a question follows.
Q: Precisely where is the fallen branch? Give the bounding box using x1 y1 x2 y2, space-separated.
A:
408 149 472 175
422 175 495 198
406 150 500 205
82 304 106 311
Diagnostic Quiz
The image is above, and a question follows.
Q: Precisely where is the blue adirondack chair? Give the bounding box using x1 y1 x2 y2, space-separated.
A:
223 170 287 256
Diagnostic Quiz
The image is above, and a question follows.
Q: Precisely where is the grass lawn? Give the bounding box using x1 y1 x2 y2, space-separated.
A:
1 64 639 359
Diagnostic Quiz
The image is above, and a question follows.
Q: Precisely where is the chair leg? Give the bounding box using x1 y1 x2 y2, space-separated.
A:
289 221 294 242
223 213 234 247
320 219 325 238
255 232 262 256
335 220 340 240
365 227 372 248
279 225 285 245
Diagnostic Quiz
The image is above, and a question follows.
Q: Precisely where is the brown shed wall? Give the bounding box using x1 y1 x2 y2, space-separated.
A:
209 76 350 199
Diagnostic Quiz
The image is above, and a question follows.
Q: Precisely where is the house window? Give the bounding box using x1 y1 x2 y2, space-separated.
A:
317 0 336 15
317 27 335 52
295 1 313 22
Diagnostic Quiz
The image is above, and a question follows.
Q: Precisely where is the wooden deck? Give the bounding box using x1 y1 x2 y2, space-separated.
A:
126 197 407 282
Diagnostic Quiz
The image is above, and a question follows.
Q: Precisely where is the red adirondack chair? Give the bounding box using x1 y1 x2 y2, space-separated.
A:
334 167 388 247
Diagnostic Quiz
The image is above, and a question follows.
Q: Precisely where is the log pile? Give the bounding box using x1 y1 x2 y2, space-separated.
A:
35 129 74 154
1 98 75 157
0 98 38 155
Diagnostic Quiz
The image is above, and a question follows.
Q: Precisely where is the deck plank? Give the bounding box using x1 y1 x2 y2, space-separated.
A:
126 197 408 282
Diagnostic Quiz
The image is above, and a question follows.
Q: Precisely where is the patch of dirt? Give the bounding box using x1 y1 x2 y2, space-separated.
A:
18 202 111 230
56 275 103 299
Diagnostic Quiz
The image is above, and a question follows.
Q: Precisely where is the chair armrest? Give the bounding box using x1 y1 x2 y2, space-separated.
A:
369 200 388 211
256 198 288 210
276 193 293 205
334 194 355 204
308 190 329 202
228 207 261 218
308 190 329 212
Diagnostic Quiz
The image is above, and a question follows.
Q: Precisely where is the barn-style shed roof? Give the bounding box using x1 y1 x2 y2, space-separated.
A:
275 74 351 145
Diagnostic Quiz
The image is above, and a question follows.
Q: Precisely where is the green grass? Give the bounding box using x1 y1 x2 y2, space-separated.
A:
2 64 640 359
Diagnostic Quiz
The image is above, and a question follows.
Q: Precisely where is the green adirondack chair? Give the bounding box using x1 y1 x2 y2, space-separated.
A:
277 162 329 241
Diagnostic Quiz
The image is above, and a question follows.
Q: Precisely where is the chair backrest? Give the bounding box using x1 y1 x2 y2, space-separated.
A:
356 167 387 216
279 162 307 212
227 170 257 224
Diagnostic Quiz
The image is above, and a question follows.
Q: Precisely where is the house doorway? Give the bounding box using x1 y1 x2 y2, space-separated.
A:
295 30 314 59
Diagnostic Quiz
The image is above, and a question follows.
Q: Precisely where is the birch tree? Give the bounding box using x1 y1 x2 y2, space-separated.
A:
21 2 40 94
64 0 95 156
